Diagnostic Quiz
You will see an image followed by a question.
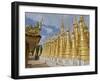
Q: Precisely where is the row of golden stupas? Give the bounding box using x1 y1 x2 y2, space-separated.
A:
40 16 89 66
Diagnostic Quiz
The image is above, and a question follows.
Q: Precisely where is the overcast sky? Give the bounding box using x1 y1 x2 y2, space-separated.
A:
25 12 89 45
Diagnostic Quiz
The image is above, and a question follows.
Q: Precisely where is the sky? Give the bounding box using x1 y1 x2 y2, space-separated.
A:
25 12 89 45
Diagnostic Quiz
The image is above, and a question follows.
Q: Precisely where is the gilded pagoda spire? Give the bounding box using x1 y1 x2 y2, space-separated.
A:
79 16 84 22
73 16 78 25
73 16 79 57
60 17 65 33
59 18 65 58
73 16 79 41
78 16 89 65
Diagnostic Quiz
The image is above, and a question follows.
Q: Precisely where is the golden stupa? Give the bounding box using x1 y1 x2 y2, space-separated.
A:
40 16 89 66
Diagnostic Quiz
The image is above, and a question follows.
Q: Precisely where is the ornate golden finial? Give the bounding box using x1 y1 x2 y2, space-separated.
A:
60 17 64 33
79 16 84 22
73 16 78 25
